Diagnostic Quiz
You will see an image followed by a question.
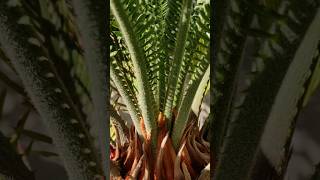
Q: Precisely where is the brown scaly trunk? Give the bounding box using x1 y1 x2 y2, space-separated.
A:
110 113 210 180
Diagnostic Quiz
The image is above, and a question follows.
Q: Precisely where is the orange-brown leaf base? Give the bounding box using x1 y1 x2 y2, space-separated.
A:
110 113 210 180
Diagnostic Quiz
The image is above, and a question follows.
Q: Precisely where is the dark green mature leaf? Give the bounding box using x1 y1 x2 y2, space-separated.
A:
0 2 103 179
35 0 91 122
214 1 320 179
70 0 109 176
260 42 320 179
261 19 320 175
212 0 259 159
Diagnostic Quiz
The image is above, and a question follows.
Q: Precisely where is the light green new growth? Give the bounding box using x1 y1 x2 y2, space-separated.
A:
111 0 157 139
164 0 194 120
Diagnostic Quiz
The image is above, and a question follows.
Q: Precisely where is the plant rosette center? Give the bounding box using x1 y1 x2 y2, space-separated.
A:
110 113 210 180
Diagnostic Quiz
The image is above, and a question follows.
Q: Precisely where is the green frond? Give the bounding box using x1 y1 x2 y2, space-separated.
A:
174 1 210 109
110 32 137 95
164 0 194 120
111 0 165 109
131 0 166 106
192 67 210 118
214 1 320 179
167 2 210 141
69 0 109 175
109 106 129 146
212 0 259 159
158 0 183 110
261 40 320 170
111 0 157 143
172 62 209 148
15 0 92 121
0 2 103 179
110 64 143 135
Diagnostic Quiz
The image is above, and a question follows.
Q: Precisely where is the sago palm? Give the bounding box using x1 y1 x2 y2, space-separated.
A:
110 0 210 179
1 0 320 180
111 0 320 179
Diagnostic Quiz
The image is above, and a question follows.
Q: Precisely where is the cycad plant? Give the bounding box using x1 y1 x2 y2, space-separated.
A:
1 0 320 180
110 0 210 179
